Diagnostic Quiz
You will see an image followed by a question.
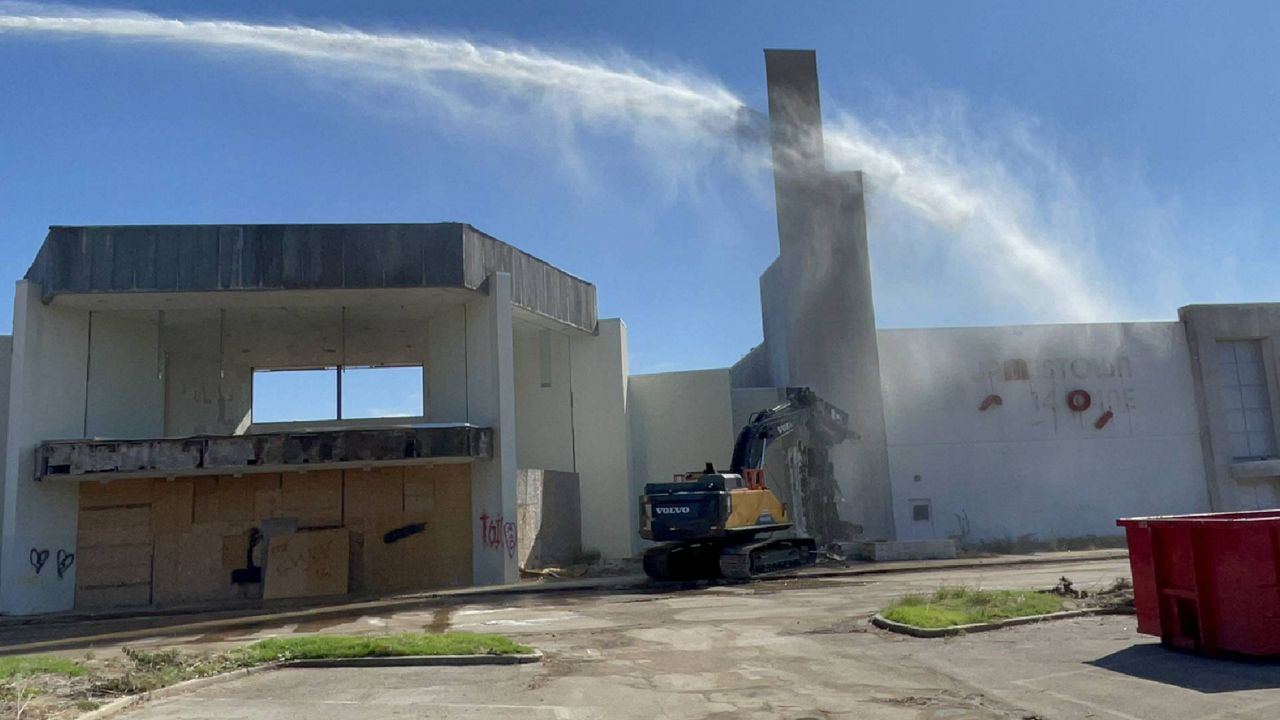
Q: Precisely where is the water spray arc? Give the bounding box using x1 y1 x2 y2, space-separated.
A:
0 2 1111 323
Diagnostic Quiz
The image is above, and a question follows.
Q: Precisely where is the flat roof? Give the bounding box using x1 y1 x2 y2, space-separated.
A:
26 222 597 332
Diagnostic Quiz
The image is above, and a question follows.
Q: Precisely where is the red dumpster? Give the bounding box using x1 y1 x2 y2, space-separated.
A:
1117 509 1280 656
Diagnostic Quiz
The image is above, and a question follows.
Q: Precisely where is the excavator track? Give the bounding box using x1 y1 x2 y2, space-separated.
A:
642 542 722 581
643 537 816 581
718 537 816 580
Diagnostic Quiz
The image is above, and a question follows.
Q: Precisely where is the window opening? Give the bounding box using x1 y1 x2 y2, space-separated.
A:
251 364 424 423
1217 340 1276 460
251 367 339 422
341 365 424 419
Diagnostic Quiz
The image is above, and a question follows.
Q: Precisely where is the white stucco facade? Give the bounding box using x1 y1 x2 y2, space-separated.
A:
878 323 1209 545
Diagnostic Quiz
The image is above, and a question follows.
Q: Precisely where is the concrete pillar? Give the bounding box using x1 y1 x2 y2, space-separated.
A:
569 319 634 559
1 281 88 614
465 272 519 584
764 50 896 540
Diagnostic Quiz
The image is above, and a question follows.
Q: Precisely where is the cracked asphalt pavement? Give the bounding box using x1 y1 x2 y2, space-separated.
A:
20 557 1280 719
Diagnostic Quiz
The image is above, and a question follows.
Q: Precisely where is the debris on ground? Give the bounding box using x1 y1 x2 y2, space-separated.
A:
520 566 589 579
1051 576 1134 612
1050 576 1087 598
0 647 250 720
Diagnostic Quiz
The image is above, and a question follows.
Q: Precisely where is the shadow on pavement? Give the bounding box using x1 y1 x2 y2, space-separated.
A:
1088 644 1280 693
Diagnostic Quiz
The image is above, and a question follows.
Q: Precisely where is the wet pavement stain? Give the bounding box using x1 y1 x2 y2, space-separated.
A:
425 606 453 634
188 622 270 645
292 616 355 634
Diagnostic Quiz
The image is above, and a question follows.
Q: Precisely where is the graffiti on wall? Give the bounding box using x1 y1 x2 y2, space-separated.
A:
974 355 1138 434
56 550 75 579
974 356 1133 383
28 547 74 579
478 511 517 559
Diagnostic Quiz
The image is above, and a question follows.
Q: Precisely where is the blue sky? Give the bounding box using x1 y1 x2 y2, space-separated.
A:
1 0 1278 378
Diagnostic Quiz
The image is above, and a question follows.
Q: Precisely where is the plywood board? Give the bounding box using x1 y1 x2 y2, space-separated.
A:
263 528 349 600
78 506 152 547
279 470 342 528
151 479 194 535
358 513 431 594
254 489 283 520
215 475 266 522
76 583 152 610
404 464 466 515
77 485 155 610
357 508 471 594
80 478 152 509
401 468 437 512
342 467 403 528
434 468 472 517
192 476 219 523
152 524 229 606
221 533 250 572
76 544 153 588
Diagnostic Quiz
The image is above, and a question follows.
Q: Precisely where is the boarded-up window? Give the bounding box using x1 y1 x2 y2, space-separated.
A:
1218 340 1277 460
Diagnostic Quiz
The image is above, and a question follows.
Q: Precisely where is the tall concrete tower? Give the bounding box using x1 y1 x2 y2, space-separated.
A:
761 49 896 540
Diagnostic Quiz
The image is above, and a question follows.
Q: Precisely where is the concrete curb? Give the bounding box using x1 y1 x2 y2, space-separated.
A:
870 606 1133 638
75 651 542 718
279 649 544 668
786 549 1130 583
78 663 282 720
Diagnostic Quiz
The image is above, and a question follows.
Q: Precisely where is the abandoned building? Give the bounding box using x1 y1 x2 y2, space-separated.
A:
1 50 1278 615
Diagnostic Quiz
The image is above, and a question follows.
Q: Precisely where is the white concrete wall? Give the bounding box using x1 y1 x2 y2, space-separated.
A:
0 335 12 576
162 309 248 435
758 260 790 388
1179 304 1280 511
1 282 89 614
86 312 163 439
160 301 475 436
427 305 469 422
465 274 519 584
629 369 736 499
731 387 786 437
630 370 736 484
569 319 633 559
513 324 574 472
879 322 1208 545
630 370 737 554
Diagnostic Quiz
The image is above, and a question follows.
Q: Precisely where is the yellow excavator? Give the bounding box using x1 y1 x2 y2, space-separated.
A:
638 387 851 581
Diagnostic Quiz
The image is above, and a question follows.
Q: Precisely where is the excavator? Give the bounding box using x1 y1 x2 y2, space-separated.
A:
638 387 852 581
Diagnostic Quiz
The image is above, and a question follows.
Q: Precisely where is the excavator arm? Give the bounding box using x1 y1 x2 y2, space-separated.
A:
728 387 852 474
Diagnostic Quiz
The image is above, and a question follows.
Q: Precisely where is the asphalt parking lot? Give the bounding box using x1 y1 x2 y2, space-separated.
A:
59 556 1275 720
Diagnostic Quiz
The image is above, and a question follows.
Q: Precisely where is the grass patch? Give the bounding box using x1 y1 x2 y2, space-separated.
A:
243 632 531 662
882 586 1066 629
0 655 85 681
